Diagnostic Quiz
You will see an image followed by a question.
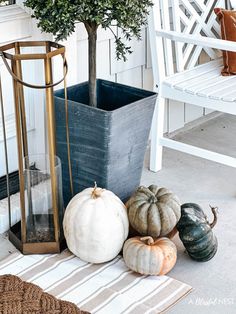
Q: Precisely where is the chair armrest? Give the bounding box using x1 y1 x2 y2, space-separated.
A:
156 30 236 52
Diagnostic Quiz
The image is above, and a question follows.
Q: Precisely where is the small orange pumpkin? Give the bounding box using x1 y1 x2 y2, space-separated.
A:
123 236 177 275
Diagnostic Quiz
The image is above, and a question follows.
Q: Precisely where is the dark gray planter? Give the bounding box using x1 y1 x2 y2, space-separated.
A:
54 79 156 205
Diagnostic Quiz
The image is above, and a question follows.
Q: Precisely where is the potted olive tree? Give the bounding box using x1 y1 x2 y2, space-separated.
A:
24 0 156 205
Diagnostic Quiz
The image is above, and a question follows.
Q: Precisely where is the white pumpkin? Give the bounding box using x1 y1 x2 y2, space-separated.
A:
63 185 129 263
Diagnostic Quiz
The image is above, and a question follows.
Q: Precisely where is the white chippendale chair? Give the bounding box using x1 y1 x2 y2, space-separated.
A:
148 0 236 172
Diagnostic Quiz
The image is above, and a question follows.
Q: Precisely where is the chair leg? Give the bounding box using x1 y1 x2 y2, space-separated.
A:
149 96 165 172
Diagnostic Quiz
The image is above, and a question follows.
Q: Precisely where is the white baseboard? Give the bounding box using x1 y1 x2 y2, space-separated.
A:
167 111 223 139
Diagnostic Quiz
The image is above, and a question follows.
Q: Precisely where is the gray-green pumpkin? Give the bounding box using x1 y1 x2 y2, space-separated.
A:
176 203 218 262
126 185 181 237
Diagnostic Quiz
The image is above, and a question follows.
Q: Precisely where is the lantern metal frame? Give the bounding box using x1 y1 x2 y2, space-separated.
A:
0 41 69 254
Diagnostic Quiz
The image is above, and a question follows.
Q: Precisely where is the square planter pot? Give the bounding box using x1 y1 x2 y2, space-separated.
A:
54 79 156 205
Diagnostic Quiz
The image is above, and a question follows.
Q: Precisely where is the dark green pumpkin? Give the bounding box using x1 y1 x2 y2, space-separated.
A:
176 203 218 262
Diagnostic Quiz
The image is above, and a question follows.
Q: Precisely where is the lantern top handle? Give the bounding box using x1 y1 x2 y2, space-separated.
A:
0 41 68 89
0 41 65 61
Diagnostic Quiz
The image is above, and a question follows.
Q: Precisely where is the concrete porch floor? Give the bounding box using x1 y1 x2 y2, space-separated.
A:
0 113 236 313
141 113 236 313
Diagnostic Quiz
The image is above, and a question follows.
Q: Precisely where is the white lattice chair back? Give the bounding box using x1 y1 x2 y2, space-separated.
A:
152 0 227 75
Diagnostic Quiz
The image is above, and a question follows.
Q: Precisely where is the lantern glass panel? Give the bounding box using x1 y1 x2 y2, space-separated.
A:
23 154 63 243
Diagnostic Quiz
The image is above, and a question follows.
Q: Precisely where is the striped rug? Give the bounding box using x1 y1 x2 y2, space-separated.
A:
0 250 192 313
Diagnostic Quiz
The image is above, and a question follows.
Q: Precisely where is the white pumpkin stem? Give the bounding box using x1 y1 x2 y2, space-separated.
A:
209 205 218 229
140 236 154 245
91 181 103 199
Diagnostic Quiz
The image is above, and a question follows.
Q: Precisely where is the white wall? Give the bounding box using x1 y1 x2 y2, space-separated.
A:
0 4 49 176
59 21 212 135
0 2 215 176
53 24 154 93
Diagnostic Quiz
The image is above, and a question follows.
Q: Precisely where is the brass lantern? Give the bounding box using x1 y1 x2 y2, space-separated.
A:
0 41 70 254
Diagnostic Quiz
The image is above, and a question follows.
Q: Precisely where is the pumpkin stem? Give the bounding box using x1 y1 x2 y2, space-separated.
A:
140 236 155 245
209 205 218 229
91 182 103 199
149 195 158 204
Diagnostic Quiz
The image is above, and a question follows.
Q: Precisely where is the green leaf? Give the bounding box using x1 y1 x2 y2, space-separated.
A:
24 0 153 61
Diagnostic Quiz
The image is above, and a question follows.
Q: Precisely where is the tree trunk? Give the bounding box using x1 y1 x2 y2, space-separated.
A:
85 22 98 107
